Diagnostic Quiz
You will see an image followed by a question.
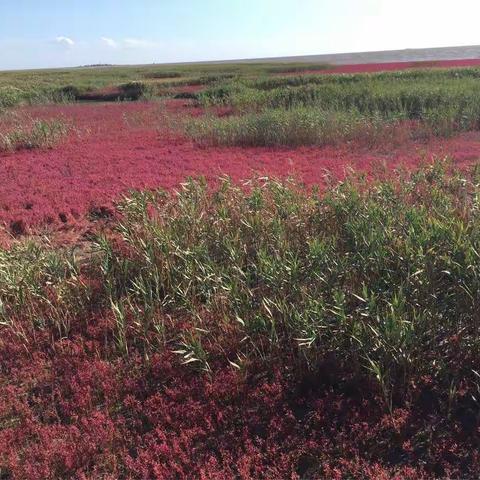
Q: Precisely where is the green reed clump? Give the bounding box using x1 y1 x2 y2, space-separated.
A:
202 79 480 118
92 162 480 407
0 119 69 152
2 163 480 409
197 81 250 106
250 67 480 90
0 241 89 339
195 69 480 141
0 85 75 109
118 81 156 100
186 107 398 147
0 86 26 109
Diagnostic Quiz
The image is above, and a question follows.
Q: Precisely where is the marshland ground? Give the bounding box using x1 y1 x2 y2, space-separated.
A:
1 57 480 479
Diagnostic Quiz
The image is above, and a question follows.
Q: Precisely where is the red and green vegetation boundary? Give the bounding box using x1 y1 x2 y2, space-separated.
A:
2 59 480 478
1 163 480 478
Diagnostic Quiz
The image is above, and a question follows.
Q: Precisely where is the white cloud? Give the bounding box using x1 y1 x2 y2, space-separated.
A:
55 36 75 47
123 38 158 49
101 37 117 48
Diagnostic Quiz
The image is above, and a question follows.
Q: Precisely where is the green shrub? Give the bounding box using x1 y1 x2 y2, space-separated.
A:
119 81 155 100
53 85 83 101
0 86 26 109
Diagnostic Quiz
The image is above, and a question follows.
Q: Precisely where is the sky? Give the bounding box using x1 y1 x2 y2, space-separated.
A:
1 0 480 70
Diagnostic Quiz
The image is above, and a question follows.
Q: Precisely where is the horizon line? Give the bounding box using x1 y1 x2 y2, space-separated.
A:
2 43 480 73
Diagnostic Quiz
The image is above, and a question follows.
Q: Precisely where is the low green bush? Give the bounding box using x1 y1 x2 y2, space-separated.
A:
119 81 155 100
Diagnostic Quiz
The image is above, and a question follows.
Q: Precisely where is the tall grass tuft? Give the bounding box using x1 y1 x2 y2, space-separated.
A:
0 119 69 152
193 70 480 143
95 162 480 408
0 241 89 340
2 163 480 411
186 107 402 147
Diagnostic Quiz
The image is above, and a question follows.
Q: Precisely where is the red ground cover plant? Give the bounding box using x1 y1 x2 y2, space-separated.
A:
0 316 477 479
1 100 480 239
0 315 478 479
285 58 480 76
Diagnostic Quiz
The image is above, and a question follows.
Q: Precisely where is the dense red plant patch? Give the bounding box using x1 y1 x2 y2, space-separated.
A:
284 58 480 76
1 312 478 479
1 100 480 239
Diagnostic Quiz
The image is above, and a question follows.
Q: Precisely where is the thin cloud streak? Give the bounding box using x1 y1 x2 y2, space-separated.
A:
55 36 75 47
101 37 117 48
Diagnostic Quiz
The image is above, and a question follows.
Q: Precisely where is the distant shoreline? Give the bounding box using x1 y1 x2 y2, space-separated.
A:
200 44 480 66
3 44 480 72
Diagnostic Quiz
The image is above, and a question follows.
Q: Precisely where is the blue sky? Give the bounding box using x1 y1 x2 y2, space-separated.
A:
1 0 480 70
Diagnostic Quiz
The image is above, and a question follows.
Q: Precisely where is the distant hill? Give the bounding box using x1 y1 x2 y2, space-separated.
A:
202 45 480 65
